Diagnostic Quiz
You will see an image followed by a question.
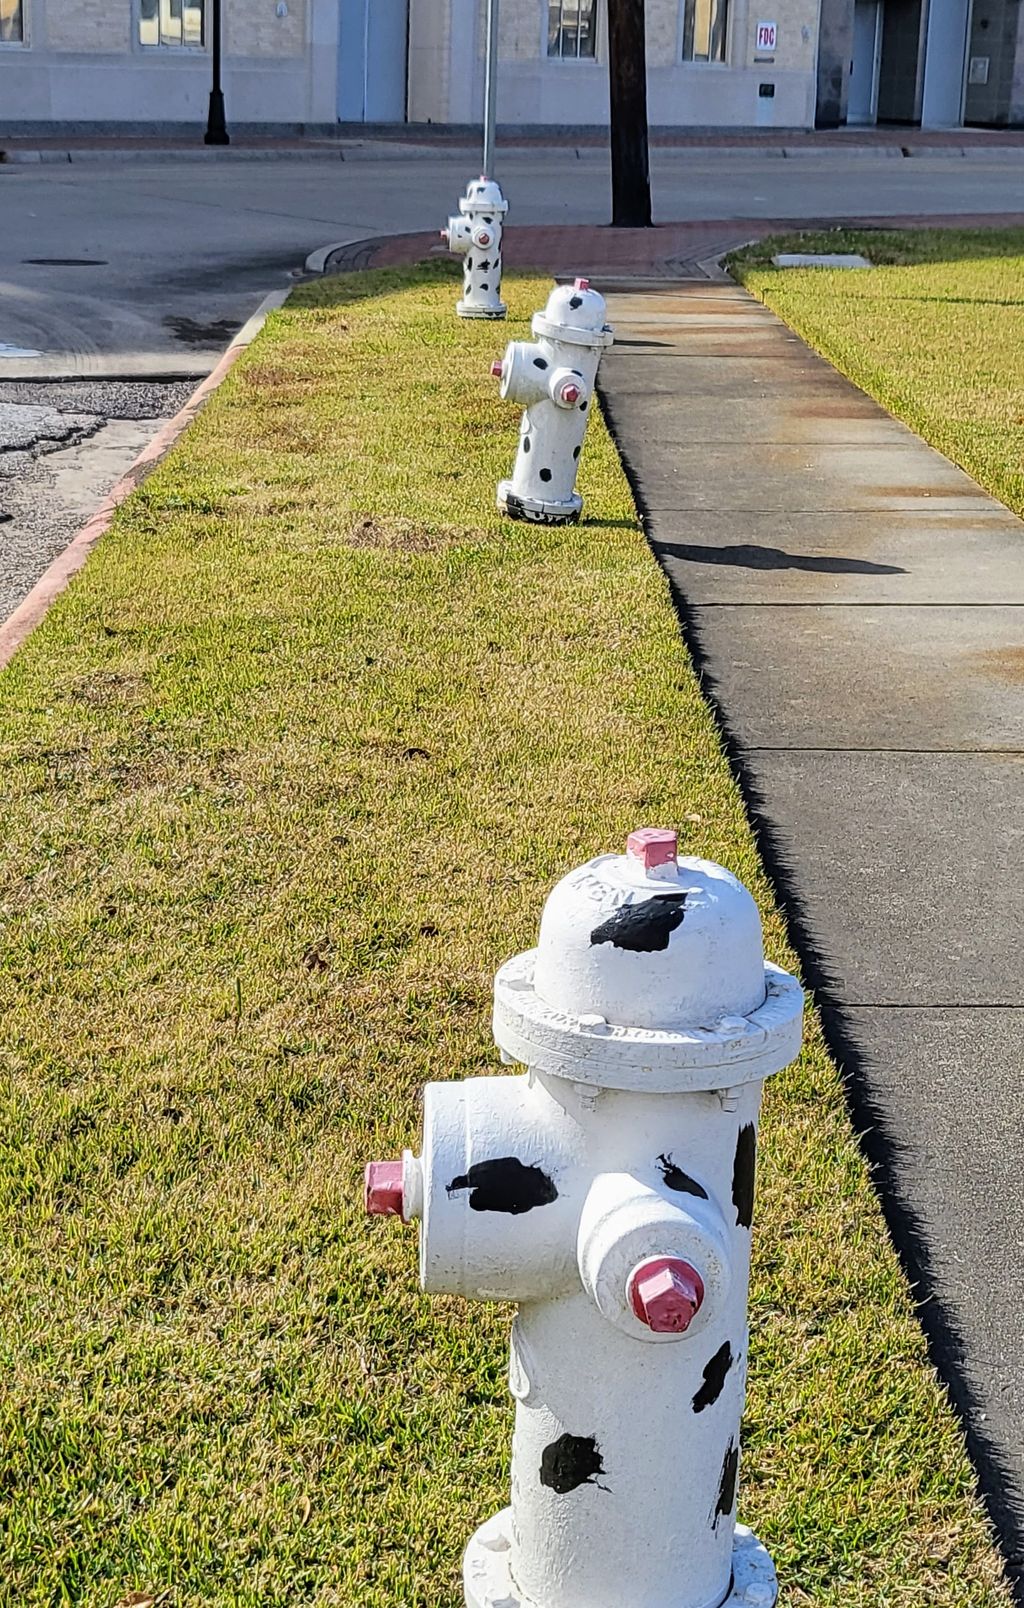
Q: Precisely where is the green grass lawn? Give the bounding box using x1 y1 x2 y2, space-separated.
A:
731 226 1024 518
0 262 1011 1606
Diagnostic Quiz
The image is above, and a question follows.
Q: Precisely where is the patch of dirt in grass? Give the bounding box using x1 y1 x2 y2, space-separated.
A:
342 514 488 553
69 671 148 710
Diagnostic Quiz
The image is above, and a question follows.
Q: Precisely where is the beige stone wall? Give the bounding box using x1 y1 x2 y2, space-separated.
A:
740 0 818 70
228 0 306 57
492 0 817 69
47 0 131 52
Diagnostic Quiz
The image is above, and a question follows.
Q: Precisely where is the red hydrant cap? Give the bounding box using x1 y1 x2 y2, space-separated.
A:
560 383 581 405
491 360 504 378
629 1257 705 1333
478 232 491 246
574 277 591 292
365 1160 404 1217
627 827 678 872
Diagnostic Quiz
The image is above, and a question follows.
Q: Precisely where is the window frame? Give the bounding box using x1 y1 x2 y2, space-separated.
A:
136 0 208 53
0 0 27 48
546 0 600 63
679 0 731 66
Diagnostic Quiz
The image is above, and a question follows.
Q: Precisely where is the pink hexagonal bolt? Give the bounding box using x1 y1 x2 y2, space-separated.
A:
491 360 504 379
627 827 678 873
365 1160 404 1218
556 379 582 406
574 277 590 292
628 1257 705 1333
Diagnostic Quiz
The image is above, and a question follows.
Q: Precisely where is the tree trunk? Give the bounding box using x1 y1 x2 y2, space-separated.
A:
607 0 652 227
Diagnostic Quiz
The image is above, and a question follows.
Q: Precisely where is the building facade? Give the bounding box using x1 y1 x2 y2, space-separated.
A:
0 0 1022 132
818 0 1024 127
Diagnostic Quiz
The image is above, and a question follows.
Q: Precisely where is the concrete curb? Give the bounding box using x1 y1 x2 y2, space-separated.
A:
4 141 1024 168
0 288 289 673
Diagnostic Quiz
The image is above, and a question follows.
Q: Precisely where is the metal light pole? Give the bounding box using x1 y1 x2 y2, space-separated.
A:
482 0 499 177
204 0 230 146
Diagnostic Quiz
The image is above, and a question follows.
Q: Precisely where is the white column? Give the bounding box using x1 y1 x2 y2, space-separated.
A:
920 0 971 127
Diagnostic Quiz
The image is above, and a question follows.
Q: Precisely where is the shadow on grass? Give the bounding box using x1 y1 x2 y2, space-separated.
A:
599 377 1024 1605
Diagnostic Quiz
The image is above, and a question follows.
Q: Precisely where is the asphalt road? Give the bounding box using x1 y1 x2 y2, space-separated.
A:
3 146 1024 622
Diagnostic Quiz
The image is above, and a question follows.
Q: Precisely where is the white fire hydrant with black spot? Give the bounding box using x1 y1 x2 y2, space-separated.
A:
491 277 613 525
441 176 509 320
365 827 804 1608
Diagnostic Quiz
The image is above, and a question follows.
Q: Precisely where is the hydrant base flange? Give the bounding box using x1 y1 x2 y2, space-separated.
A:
463 1511 778 1608
497 480 583 526
457 299 508 320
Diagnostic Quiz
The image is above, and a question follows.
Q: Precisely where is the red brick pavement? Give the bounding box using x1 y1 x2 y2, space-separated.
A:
325 213 1024 280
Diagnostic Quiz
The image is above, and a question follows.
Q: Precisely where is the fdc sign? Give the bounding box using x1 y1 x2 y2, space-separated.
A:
756 21 777 50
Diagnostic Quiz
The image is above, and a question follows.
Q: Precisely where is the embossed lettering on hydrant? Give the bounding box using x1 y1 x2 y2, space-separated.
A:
447 1156 558 1215
539 1433 606 1494
590 893 687 954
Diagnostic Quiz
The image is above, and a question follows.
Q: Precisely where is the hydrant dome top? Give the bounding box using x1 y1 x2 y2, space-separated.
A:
461 176 509 213
541 279 609 335
532 839 767 1033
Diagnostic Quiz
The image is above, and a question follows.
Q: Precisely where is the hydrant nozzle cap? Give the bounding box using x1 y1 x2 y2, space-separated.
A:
627 827 678 872
365 1160 404 1217
629 1257 705 1333
574 277 590 291
491 360 504 378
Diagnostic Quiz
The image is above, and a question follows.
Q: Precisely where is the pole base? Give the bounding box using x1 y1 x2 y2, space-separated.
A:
497 482 582 526
457 300 507 320
463 1510 778 1608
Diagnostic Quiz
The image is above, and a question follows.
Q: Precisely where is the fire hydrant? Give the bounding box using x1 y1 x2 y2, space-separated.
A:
441 175 509 320
365 827 803 1608
491 278 613 525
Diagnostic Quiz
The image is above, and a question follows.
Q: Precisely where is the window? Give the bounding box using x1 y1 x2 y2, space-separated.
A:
0 0 24 44
682 0 727 62
139 0 205 47
548 0 596 59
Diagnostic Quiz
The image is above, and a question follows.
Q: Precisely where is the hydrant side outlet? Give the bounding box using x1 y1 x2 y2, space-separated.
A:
442 175 509 321
373 828 802 1608
494 280 613 526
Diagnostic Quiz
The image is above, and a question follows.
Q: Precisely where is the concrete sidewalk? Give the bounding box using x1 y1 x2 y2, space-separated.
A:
597 283 1024 1591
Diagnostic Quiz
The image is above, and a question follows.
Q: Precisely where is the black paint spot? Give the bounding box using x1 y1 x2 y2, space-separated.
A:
540 1434 605 1494
533 357 549 370
579 400 588 411
693 1343 733 1413
715 1442 739 1523
483 215 494 223
590 893 687 953
480 282 489 291
523 435 531 453
539 468 552 483
447 1156 557 1215
732 1125 756 1228
657 1153 708 1199
479 259 491 271
573 445 581 460
569 294 583 309
466 257 473 270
